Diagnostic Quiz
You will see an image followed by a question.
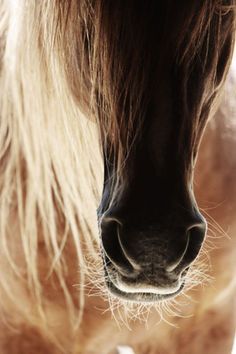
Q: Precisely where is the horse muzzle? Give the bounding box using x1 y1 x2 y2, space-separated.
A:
99 215 207 302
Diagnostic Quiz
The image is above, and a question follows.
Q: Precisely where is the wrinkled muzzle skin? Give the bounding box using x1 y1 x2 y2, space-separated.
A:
96 1 235 302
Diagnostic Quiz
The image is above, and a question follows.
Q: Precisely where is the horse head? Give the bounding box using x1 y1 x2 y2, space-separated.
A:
92 2 235 302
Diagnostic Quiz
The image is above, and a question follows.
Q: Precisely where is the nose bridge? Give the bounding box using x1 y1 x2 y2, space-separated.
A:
100 143 204 240
98 66 192 220
116 121 195 221
112 170 200 229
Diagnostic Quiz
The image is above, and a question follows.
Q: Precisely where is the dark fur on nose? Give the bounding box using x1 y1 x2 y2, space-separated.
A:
100 214 206 300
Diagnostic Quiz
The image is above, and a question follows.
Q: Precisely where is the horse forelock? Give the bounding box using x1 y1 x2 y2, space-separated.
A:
65 1 235 198
64 1 236 164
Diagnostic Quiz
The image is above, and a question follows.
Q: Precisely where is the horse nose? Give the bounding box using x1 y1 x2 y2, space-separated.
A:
100 215 207 292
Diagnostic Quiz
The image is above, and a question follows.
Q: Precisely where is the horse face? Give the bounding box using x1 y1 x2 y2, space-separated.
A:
94 1 235 302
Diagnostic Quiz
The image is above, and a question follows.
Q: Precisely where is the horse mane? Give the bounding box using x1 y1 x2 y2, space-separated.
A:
0 0 235 330
0 0 104 328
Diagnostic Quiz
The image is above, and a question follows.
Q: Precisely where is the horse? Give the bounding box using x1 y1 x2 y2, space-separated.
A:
0 1 236 353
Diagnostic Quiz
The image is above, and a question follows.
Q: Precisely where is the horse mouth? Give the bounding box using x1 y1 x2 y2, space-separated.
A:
103 261 186 303
106 278 185 303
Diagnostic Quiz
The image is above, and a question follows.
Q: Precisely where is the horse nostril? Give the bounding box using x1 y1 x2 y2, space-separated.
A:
167 222 207 273
183 222 207 264
166 235 190 272
100 216 139 276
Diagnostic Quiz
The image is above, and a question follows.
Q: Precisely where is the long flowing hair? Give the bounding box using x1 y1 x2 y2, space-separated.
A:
0 0 235 331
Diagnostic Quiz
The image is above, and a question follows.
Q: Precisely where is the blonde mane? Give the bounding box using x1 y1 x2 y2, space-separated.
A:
0 0 103 330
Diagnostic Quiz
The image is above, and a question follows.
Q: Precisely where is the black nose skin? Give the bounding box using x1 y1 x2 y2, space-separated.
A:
100 211 206 281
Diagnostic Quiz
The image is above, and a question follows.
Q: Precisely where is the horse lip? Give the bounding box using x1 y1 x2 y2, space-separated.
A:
103 262 185 302
105 276 185 303
113 280 182 295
